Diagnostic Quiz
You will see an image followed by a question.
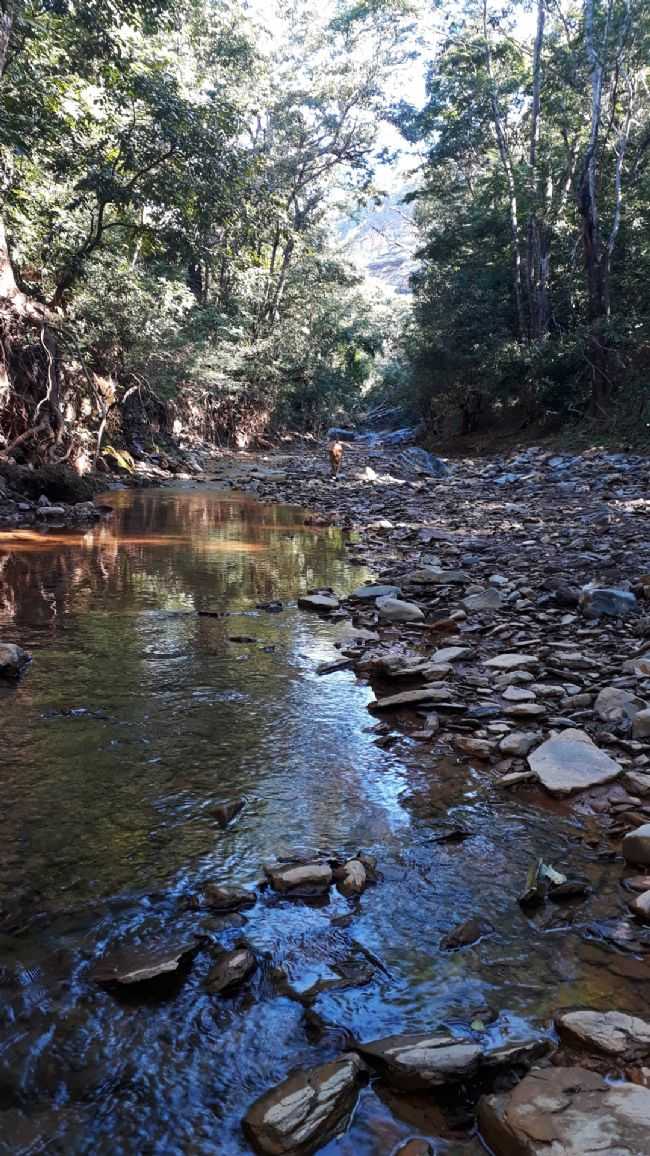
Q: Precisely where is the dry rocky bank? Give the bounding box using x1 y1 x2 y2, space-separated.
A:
216 438 650 1154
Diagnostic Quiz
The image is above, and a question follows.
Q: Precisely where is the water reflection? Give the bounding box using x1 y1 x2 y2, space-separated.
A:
0 488 645 1155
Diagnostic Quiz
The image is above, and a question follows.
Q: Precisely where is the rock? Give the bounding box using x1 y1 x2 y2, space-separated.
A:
91 940 198 985
375 596 425 623
36 504 66 517
357 1032 482 1090
212 798 245 827
431 646 470 663
440 917 493 950
478 1066 650 1156
498 731 539 756
595 687 644 724
454 736 494 760
463 588 502 612
480 1038 551 1071
555 1009 650 1060
265 862 333 896
298 594 340 612
202 883 257 911
406 567 467 585
334 859 367 897
400 446 450 477
633 709 650 739
0 642 31 680
623 824 650 865
502 686 536 702
327 427 356 441
257 600 284 613
629 890 650 923
484 653 540 672
580 585 637 617
369 686 452 711
242 1053 366 1155
350 583 401 600
505 703 547 719
528 729 622 795
394 1142 433 1156
205 945 256 993
624 770 650 796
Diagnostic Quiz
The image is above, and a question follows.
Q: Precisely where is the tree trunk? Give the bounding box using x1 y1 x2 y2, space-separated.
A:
526 0 550 343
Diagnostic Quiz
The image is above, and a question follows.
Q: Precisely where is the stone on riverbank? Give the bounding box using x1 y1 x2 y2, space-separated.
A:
629 890 650 923
580 585 637 617
357 1032 482 1090
632 708 650 739
0 642 31 679
594 687 644 724
243 1053 366 1155
622 823 650 865
555 1009 650 1060
375 596 425 622
369 686 452 712
298 594 340 612
483 653 540 672
351 583 401 600
265 861 333 896
478 1066 650 1156
528 729 621 795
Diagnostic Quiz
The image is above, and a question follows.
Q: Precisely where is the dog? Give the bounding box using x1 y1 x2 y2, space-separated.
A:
328 439 343 478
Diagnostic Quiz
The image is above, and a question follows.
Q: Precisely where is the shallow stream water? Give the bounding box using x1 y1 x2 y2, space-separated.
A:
0 487 647 1155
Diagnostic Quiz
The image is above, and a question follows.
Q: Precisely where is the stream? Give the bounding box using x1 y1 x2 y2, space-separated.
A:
0 487 646 1155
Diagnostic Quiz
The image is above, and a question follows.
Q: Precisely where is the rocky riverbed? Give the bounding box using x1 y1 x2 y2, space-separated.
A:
4 444 650 1153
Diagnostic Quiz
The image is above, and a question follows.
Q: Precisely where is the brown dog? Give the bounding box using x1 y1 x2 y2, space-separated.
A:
328 439 343 478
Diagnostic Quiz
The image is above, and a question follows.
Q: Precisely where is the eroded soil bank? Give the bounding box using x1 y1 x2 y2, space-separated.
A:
2 443 650 1153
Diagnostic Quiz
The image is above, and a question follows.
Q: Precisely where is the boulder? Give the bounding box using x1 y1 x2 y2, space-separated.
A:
622 823 650 866
594 687 643 724
555 1009 650 1060
357 1032 482 1091
265 862 332 896
580 585 637 618
298 594 340 612
528 729 621 795
205 945 256 994
243 1053 366 1155
375 596 425 623
350 583 401 601
0 642 31 680
478 1066 650 1156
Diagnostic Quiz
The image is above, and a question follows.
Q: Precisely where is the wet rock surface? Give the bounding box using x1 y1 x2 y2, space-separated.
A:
555 1008 650 1059
242 1053 367 1155
357 1032 483 1090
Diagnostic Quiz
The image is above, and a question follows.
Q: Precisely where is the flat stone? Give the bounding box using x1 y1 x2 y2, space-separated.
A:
265 862 333 896
556 1009 650 1060
528 729 622 795
0 642 31 680
505 703 547 719
431 646 470 663
462 588 502 612
36 505 66 517
91 940 198 985
205 946 256 994
350 583 401 601
623 823 650 865
357 1032 482 1090
243 1053 367 1155
484 653 540 672
405 568 467 585
369 686 452 711
478 1066 650 1156
375 596 425 622
633 708 650 739
298 594 340 612
595 687 644 724
454 736 494 759
624 770 650 796
502 686 536 702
